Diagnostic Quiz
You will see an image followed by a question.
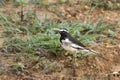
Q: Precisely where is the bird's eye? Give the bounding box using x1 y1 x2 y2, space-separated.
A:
62 31 65 33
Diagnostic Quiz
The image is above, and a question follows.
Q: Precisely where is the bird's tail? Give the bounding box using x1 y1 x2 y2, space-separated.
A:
85 48 108 61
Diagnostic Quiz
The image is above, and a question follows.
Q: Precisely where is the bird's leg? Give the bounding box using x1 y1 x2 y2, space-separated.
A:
73 52 77 68
73 52 77 76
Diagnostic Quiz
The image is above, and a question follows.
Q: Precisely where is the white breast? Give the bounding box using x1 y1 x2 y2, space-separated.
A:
61 38 80 53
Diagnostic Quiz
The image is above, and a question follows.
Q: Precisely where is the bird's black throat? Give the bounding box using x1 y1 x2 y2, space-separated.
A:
59 31 71 43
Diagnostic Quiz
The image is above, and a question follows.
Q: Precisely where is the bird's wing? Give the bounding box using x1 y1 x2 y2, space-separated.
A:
68 36 86 48
70 43 85 50
70 42 108 61
68 35 97 52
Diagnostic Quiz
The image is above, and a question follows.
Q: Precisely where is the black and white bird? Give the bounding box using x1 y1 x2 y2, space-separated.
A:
54 28 108 61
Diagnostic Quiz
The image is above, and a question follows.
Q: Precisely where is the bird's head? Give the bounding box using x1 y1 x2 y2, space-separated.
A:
54 28 69 36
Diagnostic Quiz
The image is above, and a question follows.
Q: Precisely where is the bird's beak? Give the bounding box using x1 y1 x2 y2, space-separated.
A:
53 28 60 34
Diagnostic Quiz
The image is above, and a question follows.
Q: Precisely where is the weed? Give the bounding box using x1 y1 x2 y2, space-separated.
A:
82 0 120 10
1 11 118 56
0 0 8 6
9 62 25 72
33 57 46 69
44 61 63 72
81 76 89 80
0 1 118 57
0 65 4 74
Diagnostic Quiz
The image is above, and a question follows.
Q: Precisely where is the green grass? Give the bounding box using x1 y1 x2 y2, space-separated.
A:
81 0 120 10
0 0 8 6
0 0 118 56
0 11 118 55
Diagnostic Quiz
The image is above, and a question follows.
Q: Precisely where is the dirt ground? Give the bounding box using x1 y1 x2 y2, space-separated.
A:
0 1 120 80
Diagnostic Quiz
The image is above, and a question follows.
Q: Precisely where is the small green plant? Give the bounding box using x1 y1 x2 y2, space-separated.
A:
108 29 115 37
0 0 8 6
44 61 63 72
9 62 25 71
81 0 120 10
33 57 46 69
16 0 28 21
0 66 4 74
81 76 89 80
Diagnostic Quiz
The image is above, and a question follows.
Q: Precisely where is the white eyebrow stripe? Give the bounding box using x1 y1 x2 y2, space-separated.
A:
59 29 68 32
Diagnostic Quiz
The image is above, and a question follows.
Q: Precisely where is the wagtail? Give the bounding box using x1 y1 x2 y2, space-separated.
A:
54 28 108 61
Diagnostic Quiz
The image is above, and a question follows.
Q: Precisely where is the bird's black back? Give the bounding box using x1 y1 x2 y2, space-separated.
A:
68 34 86 47
60 32 86 48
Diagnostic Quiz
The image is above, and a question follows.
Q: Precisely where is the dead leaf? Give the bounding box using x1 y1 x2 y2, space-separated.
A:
84 5 90 10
